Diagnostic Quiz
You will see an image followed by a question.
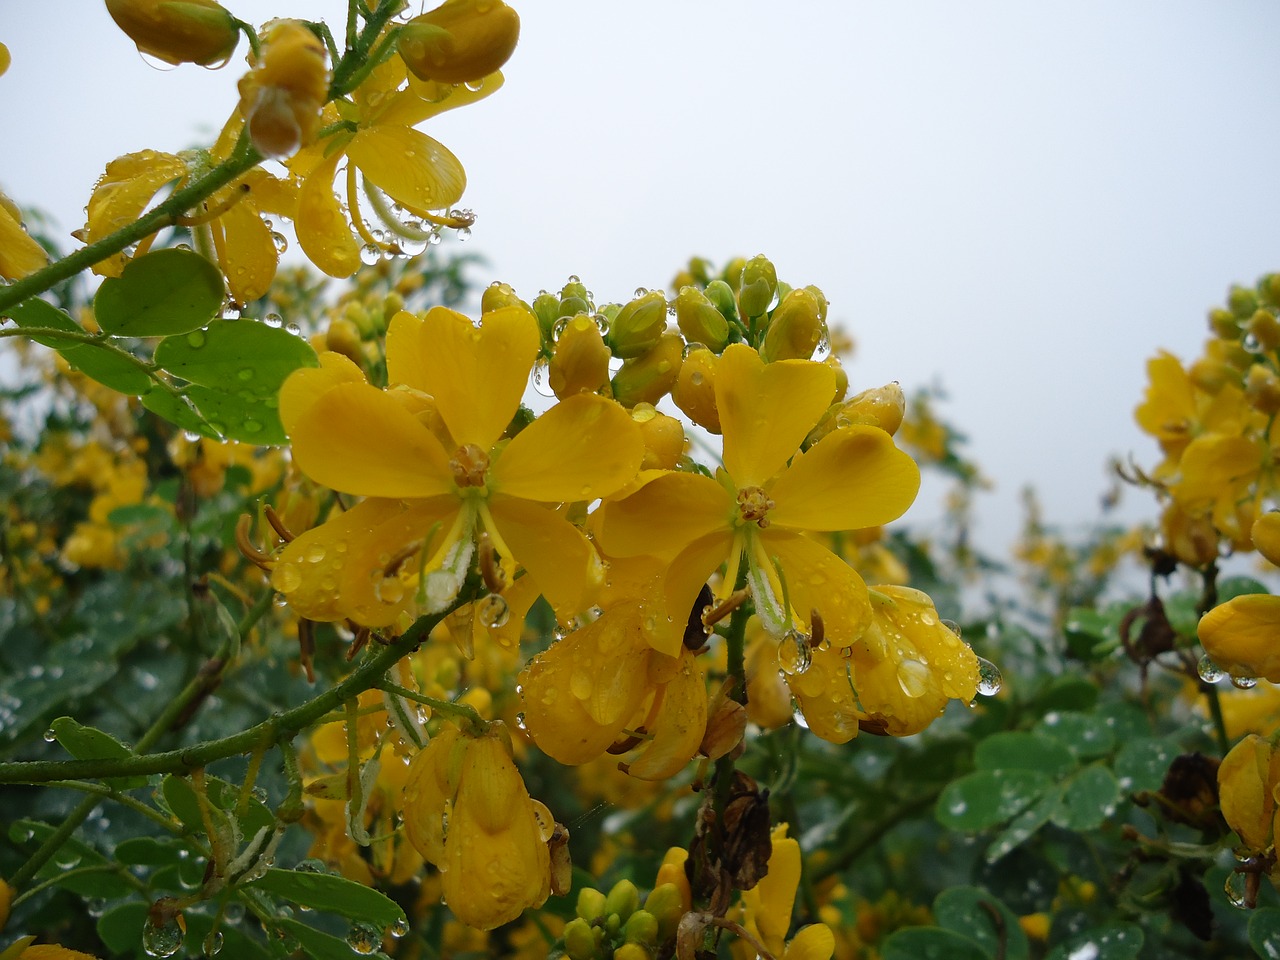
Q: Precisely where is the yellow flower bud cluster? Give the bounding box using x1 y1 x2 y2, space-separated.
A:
560 865 690 960
236 20 329 160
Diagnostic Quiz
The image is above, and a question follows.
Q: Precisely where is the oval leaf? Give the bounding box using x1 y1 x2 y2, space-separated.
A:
1034 710 1115 759
937 768 1053 831
882 926 990 960
154 318 318 398
250 867 406 929
49 715 148 789
975 731 1077 777
933 887 1030 960
94 248 224 337
1248 907 1280 959
1053 764 1121 831
1045 922 1144 960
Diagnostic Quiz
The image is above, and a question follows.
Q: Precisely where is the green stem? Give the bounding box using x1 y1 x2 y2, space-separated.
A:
375 678 488 735
38 780 187 834
12 863 145 907
0 137 262 317
0 589 475 785
329 0 404 98
708 566 752 876
7 794 100 890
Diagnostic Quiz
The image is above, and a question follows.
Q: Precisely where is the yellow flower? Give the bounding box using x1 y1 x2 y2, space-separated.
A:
401 723 552 930
273 304 644 626
0 190 48 280
0 42 10 77
236 20 329 159
398 0 521 84
1198 593 1280 682
1219 734 1280 855
600 344 920 658
104 0 239 67
736 824 834 960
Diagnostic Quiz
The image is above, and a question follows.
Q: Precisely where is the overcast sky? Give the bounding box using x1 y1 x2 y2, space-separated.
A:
5 2 1280 554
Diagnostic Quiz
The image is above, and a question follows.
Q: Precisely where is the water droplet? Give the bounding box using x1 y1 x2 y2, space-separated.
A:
896 658 930 698
552 317 569 341
515 711 528 731
306 544 326 563
182 429 201 442
186 330 207 349
941 619 961 637
1197 655 1225 683
532 361 556 398
237 367 254 381
457 226 471 242
274 562 302 593
1231 674 1259 690
242 419 263 434
264 313 282 328
271 231 288 254
790 699 810 729
390 918 410 938
1224 870 1248 909
346 920 381 955
43 728 56 742
202 930 223 956
295 858 328 873
776 629 812 676
1065 944 1099 960
478 593 509 628
142 917 185 957
285 321 302 337
975 656 1002 696
360 243 382 265
375 576 405 604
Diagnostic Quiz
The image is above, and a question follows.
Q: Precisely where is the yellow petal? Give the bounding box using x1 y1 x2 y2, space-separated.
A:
625 649 708 780
788 649 860 744
769 425 920 532
1199 594 1280 682
753 829 801 951
486 496 594 618
416 304 538 448
83 150 187 276
759 530 872 649
215 191 276 302
597 472 732 560
786 924 836 960
296 151 360 278
279 352 366 435
347 125 466 212
385 309 432 393
1219 734 1274 851
492 394 644 502
380 70 505 132
716 344 834 486
0 200 47 280
1253 512 1280 567
402 721 462 865
289 380 454 497
640 530 734 658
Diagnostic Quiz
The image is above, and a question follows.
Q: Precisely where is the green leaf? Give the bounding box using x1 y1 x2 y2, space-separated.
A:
9 819 120 897
155 317 318 398
1033 675 1098 713
984 790 1059 864
1114 737 1178 794
6 296 83 348
937 769 1054 831
94 248 225 337
185 384 286 444
249 867 406 929
275 917 374 960
49 715 148 789
161 773 274 840
1248 907 1280 958
141 386 217 437
114 836 188 867
1034 710 1115 760
881 926 991 960
7 297 153 394
1052 763 1121 831
933 887 1030 960
975 731 1077 777
1045 922 1144 960
98 901 149 955
1222 576 1271 602
1063 607 1119 659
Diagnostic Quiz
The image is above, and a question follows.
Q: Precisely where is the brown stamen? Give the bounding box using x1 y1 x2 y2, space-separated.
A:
478 532 507 593
736 486 774 527
702 588 750 628
449 443 490 487
808 609 825 648
235 514 273 569
264 503 295 543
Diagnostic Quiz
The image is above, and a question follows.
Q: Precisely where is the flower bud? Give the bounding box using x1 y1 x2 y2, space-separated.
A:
105 0 239 66
1209 307 1240 340
672 347 720 433
608 290 669 358
1230 284 1259 319
399 0 520 84
563 917 597 960
808 382 905 446
631 404 686 470
623 909 660 945
325 317 364 366
604 879 640 923
643 882 685 942
1218 734 1280 851
1246 364 1280 415
0 190 49 280
1253 512 1280 567
237 19 329 159
532 291 560 341
0 42 10 78
481 281 529 314
737 255 777 318
576 886 607 922
674 285 730 351
613 944 652 960
611 333 683 407
700 693 746 761
703 279 739 325
760 287 826 362
824 355 848 403
1249 309 1280 351
550 315 611 398
720 257 747 289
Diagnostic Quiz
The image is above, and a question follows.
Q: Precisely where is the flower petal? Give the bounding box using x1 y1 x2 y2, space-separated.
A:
759 530 872 648
717 344 834 486
348 125 466 212
786 924 836 960
279 352 366 435
1199 593 1280 683
0 201 48 280
416 304 538 449
289 380 454 497
296 152 360 278
386 309 432 394
492 394 644 503
83 150 187 276
769 425 920 532
597 472 732 560
625 650 708 781
487 495 594 618
215 191 277 302
645 531 735 657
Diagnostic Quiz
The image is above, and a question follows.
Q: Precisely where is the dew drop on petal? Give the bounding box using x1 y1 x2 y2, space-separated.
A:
975 656 1003 696
896 658 930 698
776 629 812 676
1197 655 1225 683
274 562 302 593
478 593 509 628
1231 674 1259 690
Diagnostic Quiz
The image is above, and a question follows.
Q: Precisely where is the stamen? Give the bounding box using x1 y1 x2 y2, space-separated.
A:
736 485 775 527
478 532 507 594
235 514 273 569
808 609 825 648
449 443 490 487
701 588 750 628
264 503 295 543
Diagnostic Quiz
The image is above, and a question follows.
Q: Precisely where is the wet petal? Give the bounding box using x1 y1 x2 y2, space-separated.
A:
381 71 506 130
759 530 872 648
717 344 834 486
1199 593 1280 683
290 380 454 497
487 496 594 618
788 649 860 744
296 151 360 278
417 304 538 448
84 150 188 276
492 394 644 503
215 192 277 302
597 472 732 560
279 352 366 435
0 201 47 280
348 125 466 212
625 650 708 781
769 425 920 532
386 309 432 394
402 722 462 865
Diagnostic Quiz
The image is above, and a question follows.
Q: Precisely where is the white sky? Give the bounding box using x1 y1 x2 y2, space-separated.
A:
5 2 1280 554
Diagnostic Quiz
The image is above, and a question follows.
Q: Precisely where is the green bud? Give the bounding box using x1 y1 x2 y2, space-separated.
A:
674 286 730 351
533 291 561 341
561 279 590 303
608 291 669 358
605 913 621 937
1266 274 1280 307
611 333 683 407
1229 284 1258 319
737 255 777 318
563 917 597 960
622 909 660 946
1250 309 1280 351
643 883 684 942
704 280 739 324
576 887 607 922
559 296 591 319
1208 307 1239 340
760 287 826 362
720 256 747 290
481 281 528 314
604 879 641 923
613 945 652 960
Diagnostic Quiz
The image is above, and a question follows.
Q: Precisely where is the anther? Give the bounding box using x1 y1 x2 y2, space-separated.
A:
235 514 273 569
449 443 490 487
264 503 295 542
808 609 825 648
478 532 507 594
701 588 750 628
735 486 774 527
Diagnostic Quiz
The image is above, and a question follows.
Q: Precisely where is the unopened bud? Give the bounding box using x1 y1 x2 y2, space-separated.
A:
674 286 730 351
809 382 906 446
737 255 777 318
1252 512 1280 566
550 315 612 398
1209 307 1239 340
643 883 685 942
604 879 640 923
105 0 239 67
613 943 652 960
672 346 720 433
760 287 826 361
532 291 560 341
608 290 669 358
631 404 686 470
576 887 607 922
703 279 739 325
325 317 364 365
623 909 660 946
481 281 528 314
720 257 747 289
563 917 597 960
237 19 329 159
1248 309 1280 351
399 0 520 84
611 333 683 406
1246 364 1280 415
824 355 848 402
1229 284 1259 319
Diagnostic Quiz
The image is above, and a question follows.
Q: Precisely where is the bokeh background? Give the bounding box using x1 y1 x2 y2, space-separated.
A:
5 1 1280 552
